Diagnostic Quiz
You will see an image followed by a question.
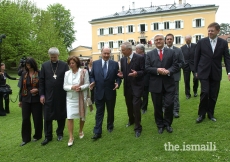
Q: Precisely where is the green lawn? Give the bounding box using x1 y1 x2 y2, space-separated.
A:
1 69 230 161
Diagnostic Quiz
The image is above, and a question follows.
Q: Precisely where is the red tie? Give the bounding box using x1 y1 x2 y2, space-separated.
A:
159 49 163 61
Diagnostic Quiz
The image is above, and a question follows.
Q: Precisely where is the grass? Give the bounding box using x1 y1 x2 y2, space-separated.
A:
1 69 230 161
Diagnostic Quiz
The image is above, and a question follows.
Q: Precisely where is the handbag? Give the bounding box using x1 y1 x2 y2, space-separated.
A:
0 84 12 95
86 89 92 106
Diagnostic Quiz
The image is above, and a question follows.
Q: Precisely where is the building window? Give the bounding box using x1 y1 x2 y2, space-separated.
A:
140 24 145 32
100 42 104 49
109 27 113 34
118 40 123 47
175 21 181 29
109 41 113 48
175 36 181 44
118 26 122 33
195 35 201 43
128 25 133 33
100 28 104 35
196 19 201 27
110 55 114 60
154 23 159 30
164 22 169 30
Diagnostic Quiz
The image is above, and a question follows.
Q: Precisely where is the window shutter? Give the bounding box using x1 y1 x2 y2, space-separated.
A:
145 24 148 31
173 37 176 44
97 29 100 35
159 22 163 30
138 25 140 32
169 21 174 29
192 19 196 27
181 21 184 28
114 41 118 48
98 43 100 49
151 23 153 30
201 35 204 39
192 36 196 43
181 36 184 44
201 19 205 27
126 26 128 33
133 26 135 32
104 28 108 35
114 27 118 34
122 26 124 33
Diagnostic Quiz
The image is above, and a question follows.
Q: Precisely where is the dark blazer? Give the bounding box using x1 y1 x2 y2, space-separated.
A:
90 59 121 100
0 72 17 86
19 71 40 103
172 46 185 81
181 43 196 71
145 48 178 93
143 53 150 86
120 53 145 97
194 37 230 81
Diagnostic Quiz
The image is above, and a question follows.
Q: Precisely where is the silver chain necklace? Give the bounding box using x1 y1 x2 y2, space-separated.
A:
50 61 59 79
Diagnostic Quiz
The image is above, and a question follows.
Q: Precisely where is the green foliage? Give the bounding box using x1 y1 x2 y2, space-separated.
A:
219 23 230 36
1 70 230 161
0 0 74 67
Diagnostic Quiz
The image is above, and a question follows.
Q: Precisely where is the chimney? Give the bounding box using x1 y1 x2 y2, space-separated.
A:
132 2 135 9
179 0 182 4
122 6 124 11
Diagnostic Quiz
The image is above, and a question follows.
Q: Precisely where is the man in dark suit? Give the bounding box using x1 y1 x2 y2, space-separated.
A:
145 34 178 134
90 47 121 140
135 44 150 114
165 33 184 118
117 42 144 138
194 22 230 123
181 35 199 99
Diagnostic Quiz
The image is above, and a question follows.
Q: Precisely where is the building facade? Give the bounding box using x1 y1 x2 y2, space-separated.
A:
89 2 218 61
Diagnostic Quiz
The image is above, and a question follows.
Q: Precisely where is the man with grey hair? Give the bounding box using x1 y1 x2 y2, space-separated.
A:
181 35 198 99
40 47 69 145
146 34 178 134
118 42 145 138
135 44 150 114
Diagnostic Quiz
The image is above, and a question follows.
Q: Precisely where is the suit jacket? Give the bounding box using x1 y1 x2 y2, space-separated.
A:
63 68 89 99
194 37 230 81
181 43 196 71
143 53 150 86
120 53 145 97
171 46 185 81
145 48 178 93
90 59 121 100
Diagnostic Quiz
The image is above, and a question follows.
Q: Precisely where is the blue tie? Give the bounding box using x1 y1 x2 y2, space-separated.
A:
103 61 107 79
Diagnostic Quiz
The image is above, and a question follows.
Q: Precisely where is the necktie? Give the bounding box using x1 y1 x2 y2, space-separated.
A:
188 45 190 50
159 49 163 61
127 57 130 64
211 40 215 53
103 61 107 79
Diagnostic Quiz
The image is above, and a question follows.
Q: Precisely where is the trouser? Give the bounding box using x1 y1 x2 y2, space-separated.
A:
44 119 66 140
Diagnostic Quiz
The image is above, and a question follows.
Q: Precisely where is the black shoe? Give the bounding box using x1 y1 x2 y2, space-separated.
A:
194 93 198 97
41 138 51 146
20 141 28 146
57 136 63 141
142 110 147 114
196 115 205 123
135 131 141 138
174 113 179 118
165 126 173 133
126 122 134 127
108 129 113 133
209 117 217 122
91 134 101 140
158 127 164 134
186 95 191 99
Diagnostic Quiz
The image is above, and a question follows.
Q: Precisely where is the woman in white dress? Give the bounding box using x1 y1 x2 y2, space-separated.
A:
63 56 89 146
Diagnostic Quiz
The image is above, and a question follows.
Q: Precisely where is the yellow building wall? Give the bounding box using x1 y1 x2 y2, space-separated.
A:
69 46 92 57
91 8 217 61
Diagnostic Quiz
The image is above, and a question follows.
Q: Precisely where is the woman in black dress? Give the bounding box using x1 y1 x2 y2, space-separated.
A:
0 63 18 116
18 58 43 146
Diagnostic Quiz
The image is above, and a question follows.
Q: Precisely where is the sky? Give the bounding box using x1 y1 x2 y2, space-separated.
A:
33 0 228 49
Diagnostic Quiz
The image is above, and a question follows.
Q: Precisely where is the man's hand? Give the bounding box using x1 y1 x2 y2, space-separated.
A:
18 102 22 108
157 68 166 75
117 70 123 78
128 69 137 77
113 83 119 90
89 82 95 90
195 73 198 78
40 96 45 105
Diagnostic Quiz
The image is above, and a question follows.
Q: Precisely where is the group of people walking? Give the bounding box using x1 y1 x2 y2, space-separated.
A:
1 22 229 147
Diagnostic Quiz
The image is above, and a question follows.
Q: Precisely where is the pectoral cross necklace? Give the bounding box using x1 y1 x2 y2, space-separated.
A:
50 61 59 79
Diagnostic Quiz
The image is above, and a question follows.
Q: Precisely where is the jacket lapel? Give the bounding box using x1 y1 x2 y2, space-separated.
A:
204 38 213 53
105 60 112 79
100 59 104 78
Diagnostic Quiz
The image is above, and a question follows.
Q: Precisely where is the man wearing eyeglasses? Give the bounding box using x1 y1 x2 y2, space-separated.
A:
145 34 178 134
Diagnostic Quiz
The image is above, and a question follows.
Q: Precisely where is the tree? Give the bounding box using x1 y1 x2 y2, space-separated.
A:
218 23 230 36
47 3 76 49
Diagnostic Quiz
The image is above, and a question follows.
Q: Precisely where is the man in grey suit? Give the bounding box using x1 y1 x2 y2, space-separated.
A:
181 35 199 99
165 33 184 118
146 34 178 134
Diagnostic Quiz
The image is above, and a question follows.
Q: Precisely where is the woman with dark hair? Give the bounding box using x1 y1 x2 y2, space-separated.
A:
0 63 18 116
63 56 89 147
85 58 94 111
18 58 43 146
